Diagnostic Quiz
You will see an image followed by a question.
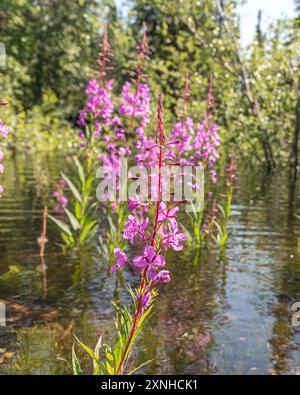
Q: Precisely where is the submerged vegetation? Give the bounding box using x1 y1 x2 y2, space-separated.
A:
0 0 300 376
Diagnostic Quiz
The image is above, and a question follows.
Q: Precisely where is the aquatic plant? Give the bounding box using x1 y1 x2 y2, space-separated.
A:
213 152 237 250
49 156 98 248
165 76 221 249
49 27 115 248
73 94 187 375
0 101 9 197
50 26 152 251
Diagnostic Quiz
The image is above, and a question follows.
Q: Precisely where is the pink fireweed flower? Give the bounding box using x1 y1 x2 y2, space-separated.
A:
85 79 100 95
122 215 149 244
194 122 220 168
78 79 115 134
135 137 159 167
138 289 151 309
52 179 68 213
77 110 87 127
128 196 149 212
110 248 128 273
85 83 114 122
160 218 187 251
157 202 179 222
169 118 194 156
0 120 9 138
210 169 217 184
0 184 3 196
148 269 170 284
119 81 151 134
132 246 165 270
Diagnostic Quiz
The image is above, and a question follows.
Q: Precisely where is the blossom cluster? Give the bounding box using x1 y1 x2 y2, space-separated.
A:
77 74 151 159
168 119 220 183
111 200 187 293
52 178 68 213
110 95 187 310
78 79 114 133
74 26 152 211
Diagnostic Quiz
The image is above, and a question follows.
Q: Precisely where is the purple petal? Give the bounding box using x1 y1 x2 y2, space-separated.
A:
114 247 127 265
132 255 147 269
153 254 165 267
146 246 156 262
141 217 149 229
148 267 157 281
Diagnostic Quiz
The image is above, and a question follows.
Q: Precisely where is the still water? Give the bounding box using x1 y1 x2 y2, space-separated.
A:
0 152 300 375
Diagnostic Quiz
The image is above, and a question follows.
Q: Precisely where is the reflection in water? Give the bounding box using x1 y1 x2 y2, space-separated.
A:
0 153 300 374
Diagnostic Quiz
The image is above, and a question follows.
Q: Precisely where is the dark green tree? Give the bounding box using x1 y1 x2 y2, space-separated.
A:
0 0 103 116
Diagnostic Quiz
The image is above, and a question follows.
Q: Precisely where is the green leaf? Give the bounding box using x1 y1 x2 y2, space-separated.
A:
128 358 155 375
85 174 94 194
80 220 97 242
64 208 81 231
48 214 73 236
74 335 102 368
217 204 226 218
61 231 75 246
93 336 102 375
75 200 83 221
213 220 223 237
72 343 83 375
61 172 82 203
106 360 113 374
74 156 85 187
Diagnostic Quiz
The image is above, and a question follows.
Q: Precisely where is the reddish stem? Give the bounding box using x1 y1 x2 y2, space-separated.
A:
97 24 112 86
39 206 48 257
126 24 148 139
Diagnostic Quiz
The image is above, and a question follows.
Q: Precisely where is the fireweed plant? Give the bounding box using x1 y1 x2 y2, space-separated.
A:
165 75 221 249
48 156 99 248
73 94 188 375
50 26 235 258
212 152 237 251
50 26 151 253
0 101 9 198
46 27 236 374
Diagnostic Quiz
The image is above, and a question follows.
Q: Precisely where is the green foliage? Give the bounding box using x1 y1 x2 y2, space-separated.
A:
129 0 300 167
186 205 205 249
0 0 103 116
73 288 154 375
48 157 98 248
0 92 75 153
212 203 230 249
98 203 128 266
1 0 299 166
130 0 238 119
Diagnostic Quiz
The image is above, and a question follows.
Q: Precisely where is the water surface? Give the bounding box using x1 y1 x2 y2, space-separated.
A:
0 152 300 375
